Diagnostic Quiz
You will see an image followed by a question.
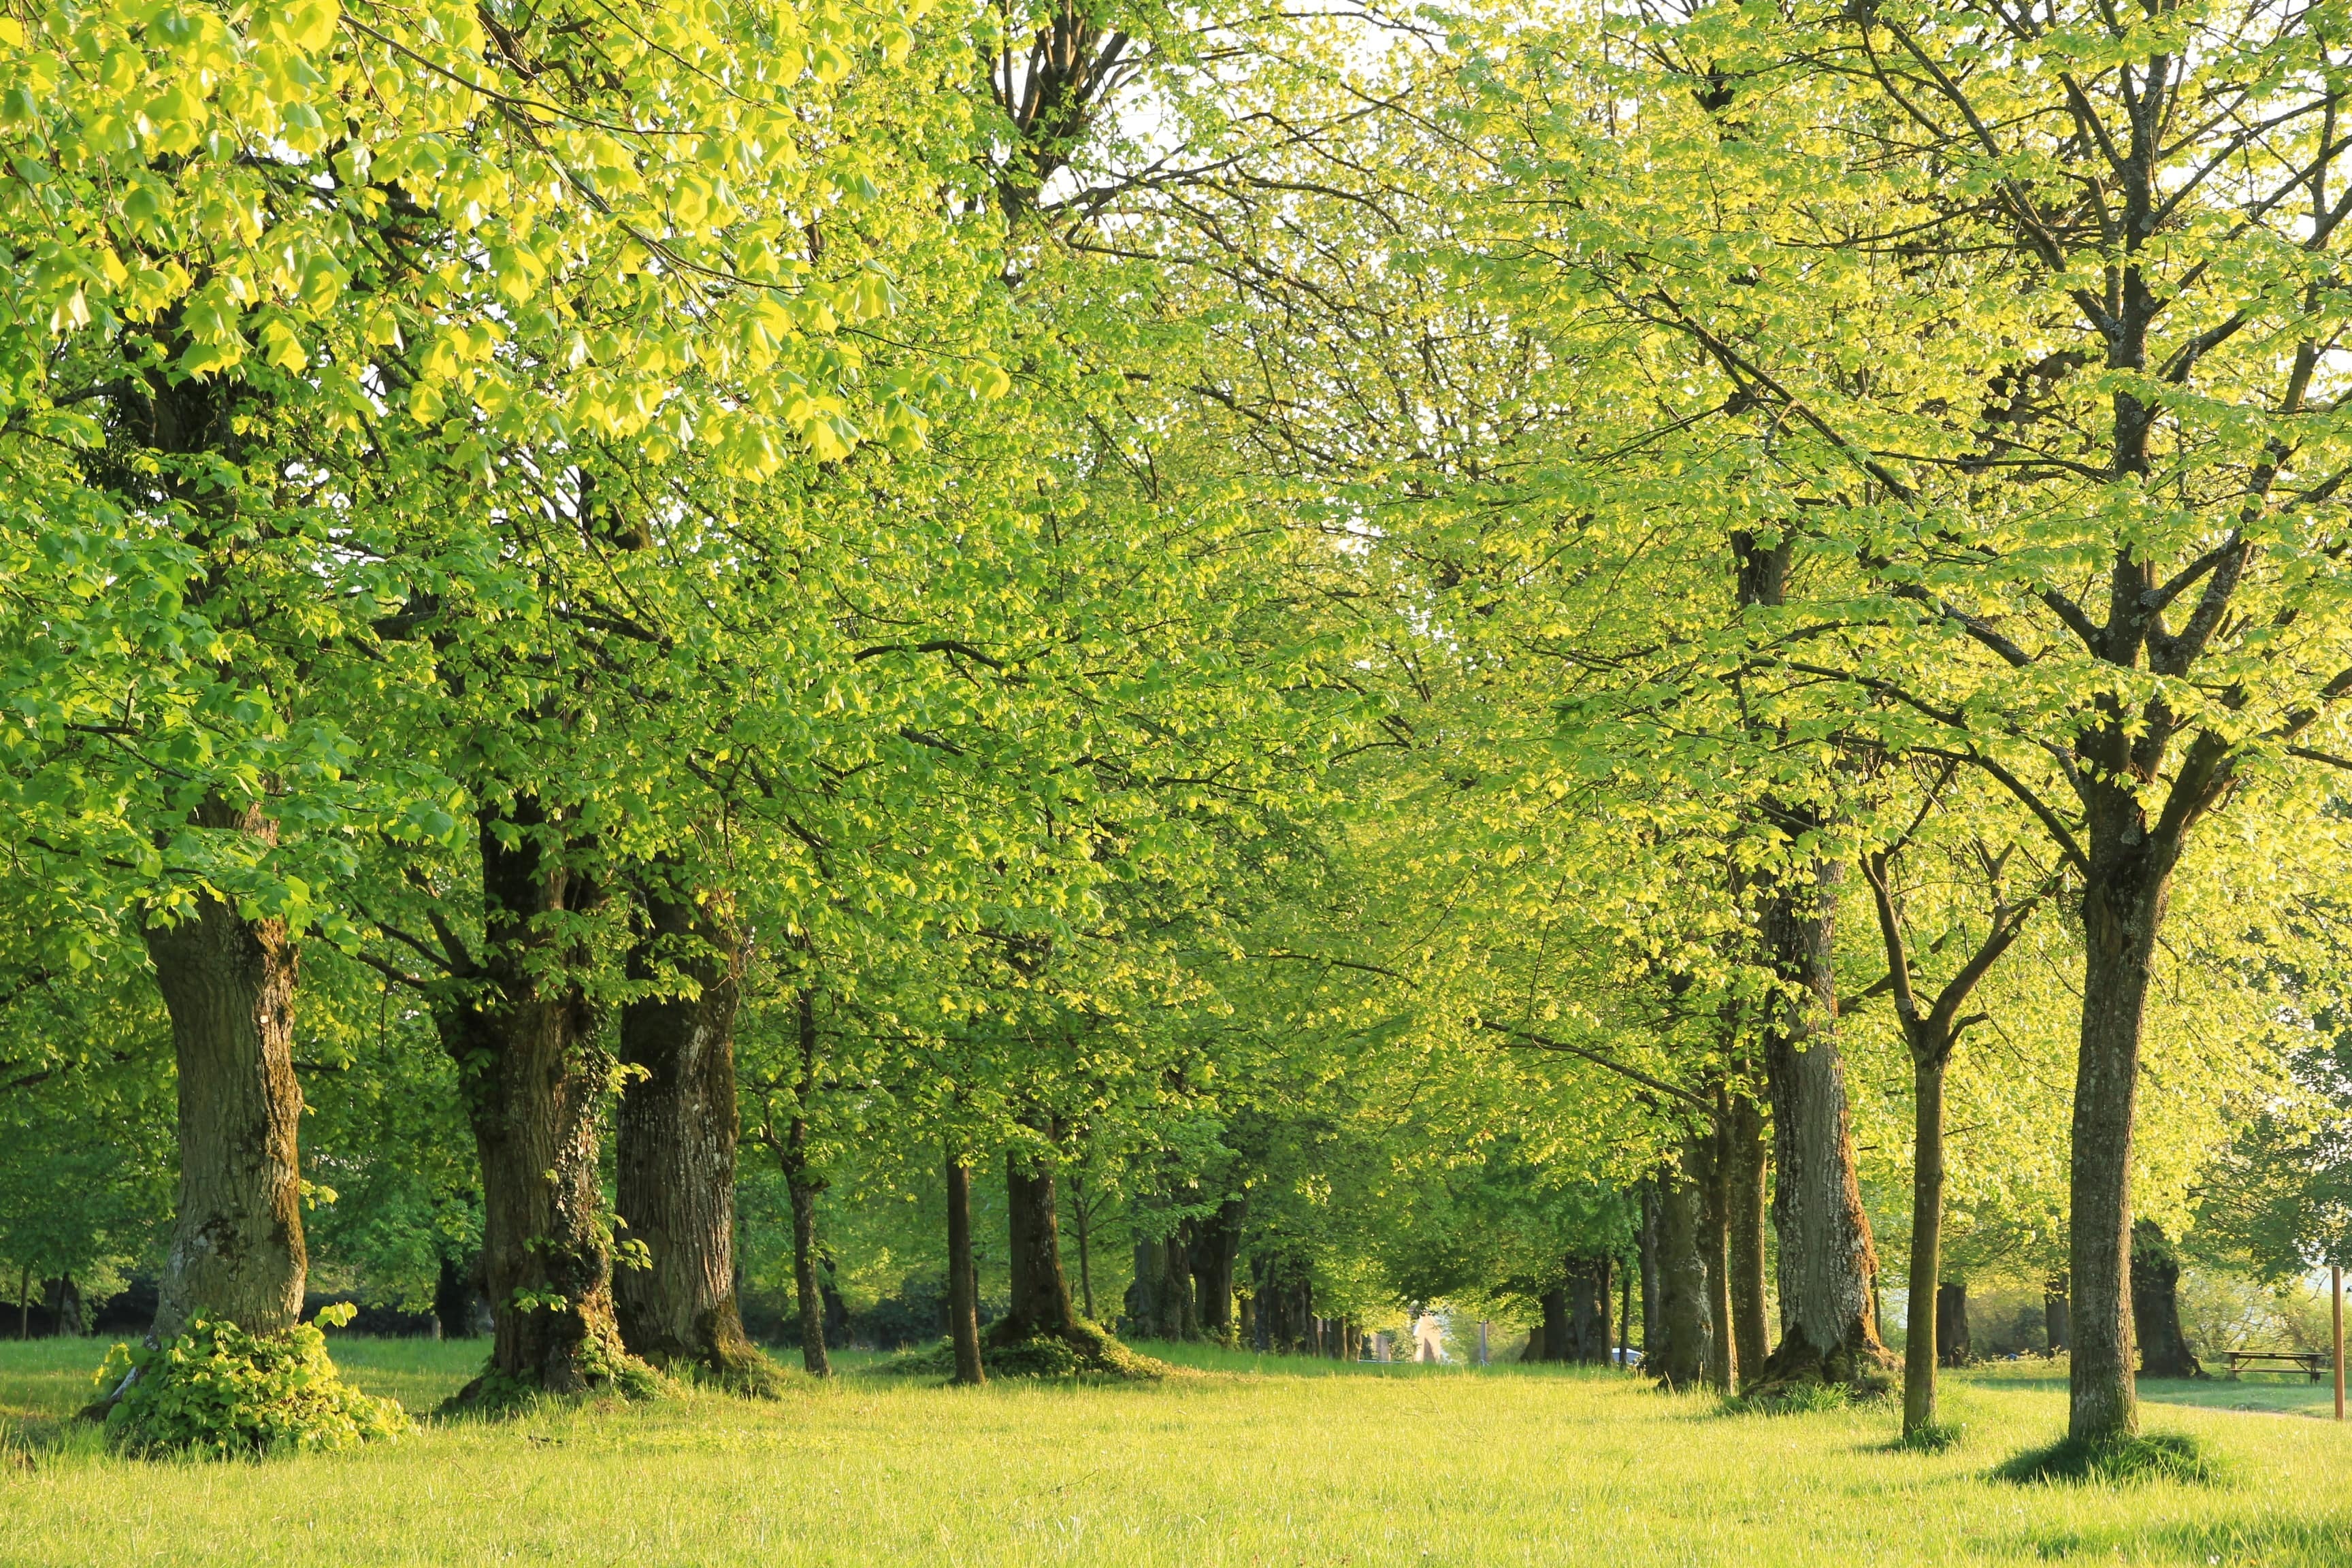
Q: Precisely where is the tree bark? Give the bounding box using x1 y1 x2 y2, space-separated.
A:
998 1147 1079 1341
1752 856 1892 1392
1161 1229 1195 1339
2068 846 2178 1438
143 798 306 1341
945 1152 984 1385
1192 1199 1241 1345
1701 1105 1736 1390
1935 1282 1971 1368
442 800 634 1396
1905 1054 1947 1431
1618 1256 1633 1367
1069 1176 1095 1320
2132 1221 2202 1379
2045 1274 2070 1354
614 885 760 1380
1655 1146 1714 1391
1539 1286 1569 1363
1735 534 1890 1394
1569 1257 1614 1364
44 1277 84 1337
1126 1237 1162 1335
1727 1094 1770 1380
1639 1179 1664 1365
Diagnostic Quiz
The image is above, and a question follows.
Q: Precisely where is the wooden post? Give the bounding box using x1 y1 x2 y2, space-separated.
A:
2333 1264 2343 1423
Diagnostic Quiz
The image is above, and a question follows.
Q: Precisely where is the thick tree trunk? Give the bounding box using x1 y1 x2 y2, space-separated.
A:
1936 1284 1971 1368
1192 1200 1241 1344
1126 1237 1162 1334
614 887 760 1380
2070 889 2162 1439
144 802 306 1341
1569 1258 1613 1364
2132 1222 2202 1379
1753 858 1892 1392
2045 1274 2070 1354
45 1277 84 1337
998 1149 1078 1341
1655 1149 1713 1391
1539 1286 1570 1363
444 802 634 1397
1904 1055 1947 1433
945 1153 984 1385
1727 1094 1770 1379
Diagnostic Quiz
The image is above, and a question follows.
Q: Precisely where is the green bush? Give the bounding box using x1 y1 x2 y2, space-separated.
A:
93 1316 410 1458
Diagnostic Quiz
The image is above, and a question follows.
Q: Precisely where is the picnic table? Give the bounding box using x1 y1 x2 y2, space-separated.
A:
2224 1349 2331 1382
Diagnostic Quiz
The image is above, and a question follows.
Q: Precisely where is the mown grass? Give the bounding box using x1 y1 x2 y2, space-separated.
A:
3 1336 2350 1565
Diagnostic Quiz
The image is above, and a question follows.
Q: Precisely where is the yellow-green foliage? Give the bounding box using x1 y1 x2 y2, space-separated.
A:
94 1318 408 1458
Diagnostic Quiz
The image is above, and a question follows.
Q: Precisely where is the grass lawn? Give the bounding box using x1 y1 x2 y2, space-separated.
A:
3 1337 2350 1565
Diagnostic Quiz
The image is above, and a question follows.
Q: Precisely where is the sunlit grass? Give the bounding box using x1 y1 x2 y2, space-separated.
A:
3 1336 2349 1564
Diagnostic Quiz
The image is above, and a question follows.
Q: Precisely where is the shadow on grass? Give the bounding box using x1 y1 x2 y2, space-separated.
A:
1992 1430 2222 1486
2000 1515 2352 1565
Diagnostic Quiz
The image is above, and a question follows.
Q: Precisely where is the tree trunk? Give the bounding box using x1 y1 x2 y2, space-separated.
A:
945 1153 984 1385
1070 1177 1095 1321
614 886 760 1380
443 801 634 1397
143 800 306 1341
1192 1200 1241 1345
2132 1222 2202 1379
1618 1256 1633 1367
1126 1237 1161 1335
434 1252 492 1339
1162 1230 1195 1339
1569 1258 1613 1364
1727 1093 1771 1380
1935 1283 1970 1368
1639 1179 1665 1365
1655 1148 1714 1391
45 1276 84 1337
789 1167 829 1377
1904 1054 1946 1433
2045 1274 2070 1354
1539 1286 1570 1363
1752 857 1892 1392
998 1148 1078 1341
2070 889 2162 1439
1701 1109 1736 1390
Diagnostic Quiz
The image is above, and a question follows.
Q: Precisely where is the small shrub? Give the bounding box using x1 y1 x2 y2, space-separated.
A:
1993 1431 2220 1486
94 1317 409 1459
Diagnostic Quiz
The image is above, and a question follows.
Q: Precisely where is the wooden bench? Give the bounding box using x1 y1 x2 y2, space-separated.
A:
2224 1350 2330 1382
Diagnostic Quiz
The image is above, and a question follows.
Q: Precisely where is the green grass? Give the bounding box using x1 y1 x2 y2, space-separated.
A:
5 1337 2352 1564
